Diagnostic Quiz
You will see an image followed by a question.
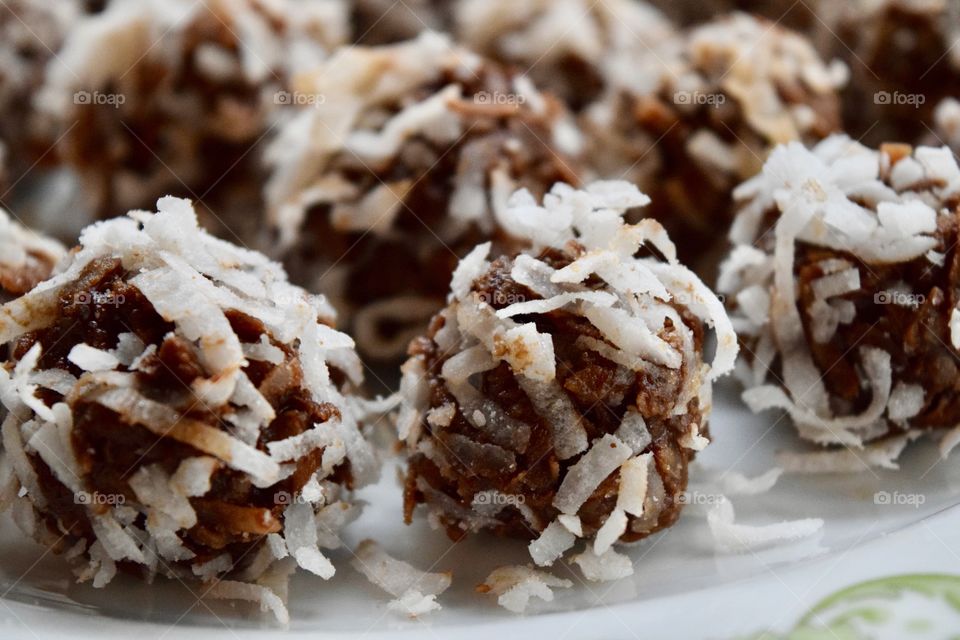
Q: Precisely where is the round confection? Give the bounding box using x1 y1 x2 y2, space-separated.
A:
350 0 452 45
264 33 583 360
0 210 65 304
581 12 846 267
453 0 676 111
397 181 736 566
814 0 960 145
36 0 349 219
718 136 960 463
0 198 376 622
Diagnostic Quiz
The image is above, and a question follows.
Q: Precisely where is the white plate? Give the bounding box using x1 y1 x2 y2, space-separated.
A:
3 381 960 639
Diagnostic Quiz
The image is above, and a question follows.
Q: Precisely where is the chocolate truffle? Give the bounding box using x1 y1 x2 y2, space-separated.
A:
453 0 675 111
398 181 736 567
814 0 960 145
582 12 846 267
0 197 377 623
36 0 349 219
719 136 960 466
264 33 583 360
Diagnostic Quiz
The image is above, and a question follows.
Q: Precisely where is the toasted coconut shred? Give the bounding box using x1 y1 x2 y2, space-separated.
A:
399 181 737 606
263 31 583 360
477 565 573 614
351 539 452 617
719 135 960 466
0 197 377 623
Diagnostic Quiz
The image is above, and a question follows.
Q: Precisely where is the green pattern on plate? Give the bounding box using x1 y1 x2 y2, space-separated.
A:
741 574 960 639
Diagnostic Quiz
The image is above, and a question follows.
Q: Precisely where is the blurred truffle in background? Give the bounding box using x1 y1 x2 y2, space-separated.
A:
35 0 349 228
263 33 583 361
812 0 960 147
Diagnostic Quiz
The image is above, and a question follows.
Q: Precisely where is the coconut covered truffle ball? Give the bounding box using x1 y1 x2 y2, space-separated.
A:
0 198 376 622
582 12 846 265
264 33 583 360
0 210 65 305
398 181 736 561
37 0 349 218
814 0 960 145
453 0 676 111
718 136 960 462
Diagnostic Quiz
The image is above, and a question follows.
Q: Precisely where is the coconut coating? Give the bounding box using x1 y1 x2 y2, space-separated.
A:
264 33 582 360
582 13 845 268
396 182 736 557
719 136 960 453
37 0 348 219
0 198 375 597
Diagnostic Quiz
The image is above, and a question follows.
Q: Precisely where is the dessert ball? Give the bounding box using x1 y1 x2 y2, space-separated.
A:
37 0 349 218
814 0 959 145
453 0 676 111
0 198 377 615
582 12 846 266
0 210 65 304
398 181 736 558
264 33 583 360
351 0 452 45
718 136 960 451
